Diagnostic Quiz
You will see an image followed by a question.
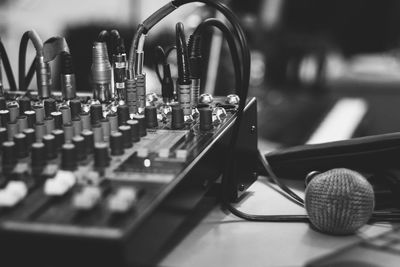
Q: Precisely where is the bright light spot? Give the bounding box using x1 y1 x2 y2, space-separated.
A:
144 159 151 168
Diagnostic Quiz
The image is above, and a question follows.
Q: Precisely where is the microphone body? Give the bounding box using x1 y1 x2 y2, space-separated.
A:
305 168 375 235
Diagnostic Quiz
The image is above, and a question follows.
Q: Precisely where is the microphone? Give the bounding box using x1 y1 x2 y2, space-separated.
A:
305 168 375 235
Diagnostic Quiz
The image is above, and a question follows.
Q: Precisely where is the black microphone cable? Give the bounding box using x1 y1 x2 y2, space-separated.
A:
154 46 175 102
190 18 242 95
0 36 18 91
18 30 44 91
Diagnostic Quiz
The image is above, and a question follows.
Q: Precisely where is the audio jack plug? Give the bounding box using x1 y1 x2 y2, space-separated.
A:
60 51 77 100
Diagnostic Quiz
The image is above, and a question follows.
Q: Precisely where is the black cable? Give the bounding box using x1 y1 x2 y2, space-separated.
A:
165 45 177 59
0 37 17 91
19 30 43 91
175 22 190 85
192 18 242 93
19 31 30 91
24 58 36 90
97 30 110 42
154 46 166 83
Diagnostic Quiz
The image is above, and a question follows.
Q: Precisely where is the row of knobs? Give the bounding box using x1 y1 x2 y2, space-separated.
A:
1 96 216 174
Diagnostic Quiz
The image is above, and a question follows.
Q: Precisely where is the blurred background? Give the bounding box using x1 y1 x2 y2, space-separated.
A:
2 0 400 149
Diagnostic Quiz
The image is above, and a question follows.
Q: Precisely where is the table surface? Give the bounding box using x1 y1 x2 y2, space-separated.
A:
159 178 395 267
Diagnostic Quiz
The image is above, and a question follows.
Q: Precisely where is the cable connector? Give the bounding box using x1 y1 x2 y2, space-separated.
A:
36 56 52 99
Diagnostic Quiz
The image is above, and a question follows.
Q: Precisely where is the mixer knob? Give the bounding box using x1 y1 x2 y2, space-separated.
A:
199 93 213 105
126 120 140 142
60 106 72 125
33 105 45 124
43 134 57 160
108 187 138 213
118 125 132 148
90 104 103 125
72 135 86 161
226 94 240 105
69 99 82 120
110 131 124 156
18 96 31 115
2 141 17 169
8 103 19 123
94 142 110 168
31 142 46 168
199 107 213 131
35 123 46 142
61 143 77 170
81 130 94 154
0 97 6 110
44 170 76 196
117 104 130 126
72 186 102 210
0 109 10 127
144 106 158 128
51 129 65 151
171 105 184 129
50 111 63 129
23 128 35 149
24 110 36 128
0 181 28 207
14 133 28 158
131 114 146 137
44 98 56 117
0 127 7 145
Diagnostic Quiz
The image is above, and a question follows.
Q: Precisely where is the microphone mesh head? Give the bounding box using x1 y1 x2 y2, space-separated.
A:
305 168 374 235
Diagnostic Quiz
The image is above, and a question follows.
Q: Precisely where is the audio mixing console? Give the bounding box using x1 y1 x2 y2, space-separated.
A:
0 92 257 267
